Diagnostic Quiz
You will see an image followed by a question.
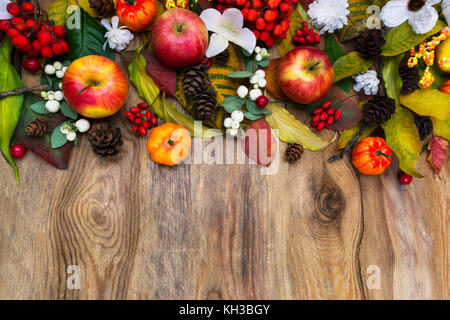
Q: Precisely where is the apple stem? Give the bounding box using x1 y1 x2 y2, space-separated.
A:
76 85 94 95
0 85 49 99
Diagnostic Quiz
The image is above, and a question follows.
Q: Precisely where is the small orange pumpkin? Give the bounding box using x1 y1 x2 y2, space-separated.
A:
116 0 157 32
352 137 392 175
147 123 192 166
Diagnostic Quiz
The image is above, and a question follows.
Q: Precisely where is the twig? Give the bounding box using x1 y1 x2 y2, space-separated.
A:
0 85 49 99
328 122 368 163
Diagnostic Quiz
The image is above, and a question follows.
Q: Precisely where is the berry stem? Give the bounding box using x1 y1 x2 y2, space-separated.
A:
0 85 49 99
328 122 367 163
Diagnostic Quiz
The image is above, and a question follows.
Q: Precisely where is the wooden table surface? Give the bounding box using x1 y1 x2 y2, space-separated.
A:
0 1 449 300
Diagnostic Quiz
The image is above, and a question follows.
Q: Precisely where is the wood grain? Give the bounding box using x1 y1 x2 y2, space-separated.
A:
0 0 448 300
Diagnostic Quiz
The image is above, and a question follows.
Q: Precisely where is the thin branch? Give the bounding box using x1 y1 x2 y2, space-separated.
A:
328 122 368 163
0 85 49 99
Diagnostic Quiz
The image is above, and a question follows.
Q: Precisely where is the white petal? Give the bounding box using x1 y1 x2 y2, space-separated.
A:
111 15 120 29
0 0 12 20
380 0 411 28
200 9 223 34
229 28 256 55
101 18 112 30
409 5 439 34
221 8 244 32
206 33 229 58
444 0 450 26
426 0 441 5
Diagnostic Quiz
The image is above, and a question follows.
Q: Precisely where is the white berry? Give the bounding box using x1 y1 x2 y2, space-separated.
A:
249 89 262 101
56 70 64 78
66 131 77 141
44 64 56 75
40 91 48 100
60 124 70 134
224 117 233 128
45 100 60 113
47 91 55 101
261 48 268 56
231 110 244 123
250 75 259 84
255 69 265 79
236 85 248 99
58 82 62 89
254 46 261 53
258 78 267 88
228 128 238 136
75 119 90 133
230 120 240 130
62 66 67 73
54 91 64 101
256 53 262 61
53 61 63 71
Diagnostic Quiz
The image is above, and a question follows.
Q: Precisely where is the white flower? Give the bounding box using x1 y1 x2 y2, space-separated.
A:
227 128 239 136
353 70 380 95
66 131 77 142
44 64 56 75
444 0 450 26
101 16 134 52
380 0 441 34
200 8 256 57
75 119 90 133
0 0 12 20
224 117 233 128
45 100 61 113
231 110 244 123
307 0 350 34
54 91 64 101
237 85 248 98
249 88 262 101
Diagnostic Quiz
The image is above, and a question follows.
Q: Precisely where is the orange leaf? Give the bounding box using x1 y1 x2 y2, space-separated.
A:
428 136 448 176
263 58 288 101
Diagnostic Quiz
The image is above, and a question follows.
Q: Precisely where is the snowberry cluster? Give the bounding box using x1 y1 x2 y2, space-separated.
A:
292 21 321 46
311 101 343 130
224 110 244 136
41 61 67 113
124 102 158 136
237 68 266 101
213 0 299 48
0 2 69 69
60 119 91 142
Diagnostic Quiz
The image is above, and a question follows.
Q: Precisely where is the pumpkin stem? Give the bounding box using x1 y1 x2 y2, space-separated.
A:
124 0 136 5
168 139 174 145
375 150 390 158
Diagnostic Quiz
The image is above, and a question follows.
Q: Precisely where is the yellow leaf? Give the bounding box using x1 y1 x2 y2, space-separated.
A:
46 0 76 26
78 0 116 18
381 106 423 177
333 51 372 82
265 104 332 150
381 20 447 56
431 118 450 140
339 0 372 42
276 5 304 57
400 89 450 120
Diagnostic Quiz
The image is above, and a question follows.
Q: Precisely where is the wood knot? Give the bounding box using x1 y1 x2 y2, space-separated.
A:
315 185 345 222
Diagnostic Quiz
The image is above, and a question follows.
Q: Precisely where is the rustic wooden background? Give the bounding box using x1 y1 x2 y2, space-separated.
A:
0 0 449 300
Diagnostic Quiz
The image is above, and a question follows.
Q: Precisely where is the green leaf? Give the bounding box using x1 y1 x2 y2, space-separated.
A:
400 89 450 120
382 54 404 106
245 100 272 115
30 101 49 114
325 35 353 92
0 38 23 184
63 8 115 61
227 71 254 78
257 59 270 68
381 20 447 56
333 51 373 82
265 104 332 150
46 0 76 26
381 106 423 177
431 118 450 141
60 101 78 120
244 112 262 120
222 96 244 113
246 61 255 73
129 46 221 138
51 122 69 149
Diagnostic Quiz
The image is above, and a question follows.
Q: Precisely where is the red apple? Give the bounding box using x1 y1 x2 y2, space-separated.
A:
440 80 450 94
277 46 334 104
62 55 129 118
151 8 208 68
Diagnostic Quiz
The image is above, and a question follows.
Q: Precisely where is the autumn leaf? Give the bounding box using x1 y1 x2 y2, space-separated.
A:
428 136 448 176
400 89 450 120
276 6 304 57
141 48 177 97
431 118 450 141
46 0 76 26
339 0 372 42
333 51 373 82
263 58 288 100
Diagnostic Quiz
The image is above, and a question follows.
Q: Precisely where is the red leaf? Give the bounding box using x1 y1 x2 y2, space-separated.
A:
141 48 177 97
428 136 448 176
243 118 277 166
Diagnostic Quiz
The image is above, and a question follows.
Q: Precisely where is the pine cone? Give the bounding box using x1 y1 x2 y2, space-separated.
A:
88 0 115 18
214 49 230 65
26 118 50 137
183 64 208 97
414 115 432 140
357 29 386 59
87 123 123 157
399 65 419 94
362 96 396 125
285 144 303 163
193 90 217 120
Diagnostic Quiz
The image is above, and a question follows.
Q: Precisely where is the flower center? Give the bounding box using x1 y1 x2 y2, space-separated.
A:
408 0 426 12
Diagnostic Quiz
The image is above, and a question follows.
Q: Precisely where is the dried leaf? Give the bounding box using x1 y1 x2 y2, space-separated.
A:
428 136 448 176
46 0 76 26
265 104 332 150
339 0 372 42
141 48 177 97
430 118 450 141
243 118 277 166
263 58 288 100
333 51 373 82
400 89 450 120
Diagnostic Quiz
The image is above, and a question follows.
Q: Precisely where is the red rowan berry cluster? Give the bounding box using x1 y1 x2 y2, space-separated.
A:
292 21 321 46
125 102 158 136
213 0 299 48
0 2 70 72
311 101 342 131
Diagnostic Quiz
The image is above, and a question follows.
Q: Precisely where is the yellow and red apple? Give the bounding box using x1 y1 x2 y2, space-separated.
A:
441 80 450 94
436 38 450 74
277 46 334 104
151 8 208 68
62 55 129 118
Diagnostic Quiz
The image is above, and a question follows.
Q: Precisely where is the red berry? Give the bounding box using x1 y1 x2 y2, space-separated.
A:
59 39 70 54
150 115 158 125
139 126 147 136
37 30 52 46
264 10 277 22
51 42 64 55
280 21 289 33
125 111 132 117
134 117 142 125
132 124 138 132
145 110 153 120
313 108 323 114
256 18 266 30
279 3 291 14
26 19 40 32
260 31 270 41
327 115 334 125
314 34 321 44
40 46 53 58
11 17 26 31
21 2 35 13
236 0 246 5
138 102 148 109
137 113 144 118
306 35 314 44
130 107 141 114
0 20 10 32
53 25 66 38
31 39 41 51
267 0 281 9
247 9 259 21
296 30 304 37
255 95 269 108
273 25 282 36
334 109 342 120
142 121 150 128
127 115 135 122
12 35 28 48
10 144 26 159
398 172 413 185
327 108 335 115
7 26 21 38
320 112 327 121
317 121 326 131
264 36 274 48
322 101 333 109
253 30 260 39
23 57 40 73
312 114 320 122
241 8 249 20
298 37 306 45
6 3 20 16
302 21 309 30
25 48 39 57
264 22 274 32
311 121 318 127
